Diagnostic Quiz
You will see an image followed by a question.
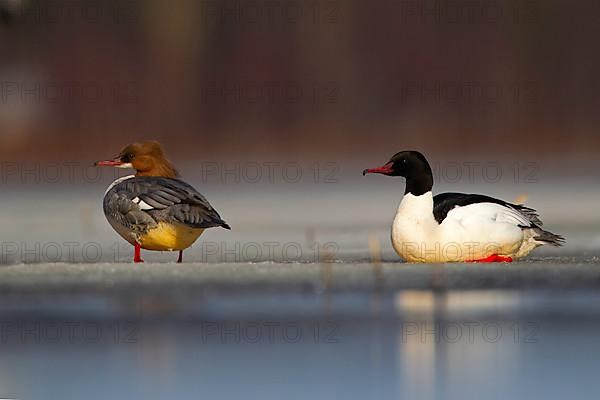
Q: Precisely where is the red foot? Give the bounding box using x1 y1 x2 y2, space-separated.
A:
467 254 512 263
177 250 183 263
134 242 144 263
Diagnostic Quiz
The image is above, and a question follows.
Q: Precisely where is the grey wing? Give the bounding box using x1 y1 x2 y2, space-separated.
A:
107 177 230 230
103 189 158 236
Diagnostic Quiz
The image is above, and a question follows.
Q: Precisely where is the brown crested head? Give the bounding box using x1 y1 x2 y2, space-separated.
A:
96 140 179 178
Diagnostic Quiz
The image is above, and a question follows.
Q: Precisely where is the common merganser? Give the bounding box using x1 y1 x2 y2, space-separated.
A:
95 141 230 263
363 151 564 262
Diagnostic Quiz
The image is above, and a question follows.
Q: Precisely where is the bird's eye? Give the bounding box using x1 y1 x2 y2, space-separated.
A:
121 153 134 162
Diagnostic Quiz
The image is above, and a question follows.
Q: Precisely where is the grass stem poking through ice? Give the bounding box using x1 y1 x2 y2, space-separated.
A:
369 233 384 290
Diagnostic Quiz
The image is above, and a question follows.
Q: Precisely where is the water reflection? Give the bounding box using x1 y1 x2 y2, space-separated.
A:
1 290 600 399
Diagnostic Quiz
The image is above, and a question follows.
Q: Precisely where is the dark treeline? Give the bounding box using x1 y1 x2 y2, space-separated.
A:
0 0 598 161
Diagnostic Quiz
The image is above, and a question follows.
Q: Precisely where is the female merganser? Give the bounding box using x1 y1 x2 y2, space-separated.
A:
363 151 564 262
95 141 230 263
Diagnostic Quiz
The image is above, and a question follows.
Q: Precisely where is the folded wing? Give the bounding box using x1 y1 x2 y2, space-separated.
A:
104 176 230 231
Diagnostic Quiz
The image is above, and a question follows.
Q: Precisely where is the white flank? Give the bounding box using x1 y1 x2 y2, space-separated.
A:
391 192 540 262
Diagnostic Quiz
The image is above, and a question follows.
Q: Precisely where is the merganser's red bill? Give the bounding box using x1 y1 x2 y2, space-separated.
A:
362 162 394 176
95 159 123 167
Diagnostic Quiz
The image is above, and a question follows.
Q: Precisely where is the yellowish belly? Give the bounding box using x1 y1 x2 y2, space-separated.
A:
139 222 204 251
394 240 523 262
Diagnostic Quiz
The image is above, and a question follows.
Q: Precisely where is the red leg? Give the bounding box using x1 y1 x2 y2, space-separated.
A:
134 242 144 263
468 254 512 263
177 250 183 263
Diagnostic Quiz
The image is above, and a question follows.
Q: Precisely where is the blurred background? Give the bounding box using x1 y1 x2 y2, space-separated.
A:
0 0 598 258
2 1 600 399
1 0 599 161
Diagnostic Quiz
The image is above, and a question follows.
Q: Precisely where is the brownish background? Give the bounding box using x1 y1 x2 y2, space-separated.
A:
0 0 599 163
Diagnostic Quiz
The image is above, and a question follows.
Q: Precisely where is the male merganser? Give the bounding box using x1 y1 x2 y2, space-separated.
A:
95 141 230 263
363 151 564 262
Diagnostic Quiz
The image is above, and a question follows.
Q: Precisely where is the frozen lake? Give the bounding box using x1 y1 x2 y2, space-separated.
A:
2 268 600 400
0 172 599 400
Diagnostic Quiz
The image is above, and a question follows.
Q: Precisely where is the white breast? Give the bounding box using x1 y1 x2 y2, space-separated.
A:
104 174 135 196
391 192 440 261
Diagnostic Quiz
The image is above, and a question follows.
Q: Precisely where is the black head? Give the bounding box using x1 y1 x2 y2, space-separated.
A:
363 150 434 195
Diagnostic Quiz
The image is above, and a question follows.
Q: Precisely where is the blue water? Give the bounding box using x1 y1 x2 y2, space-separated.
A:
1 290 599 400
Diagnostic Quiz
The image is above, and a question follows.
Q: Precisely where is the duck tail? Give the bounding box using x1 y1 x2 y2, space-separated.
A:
221 221 231 230
533 228 565 247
